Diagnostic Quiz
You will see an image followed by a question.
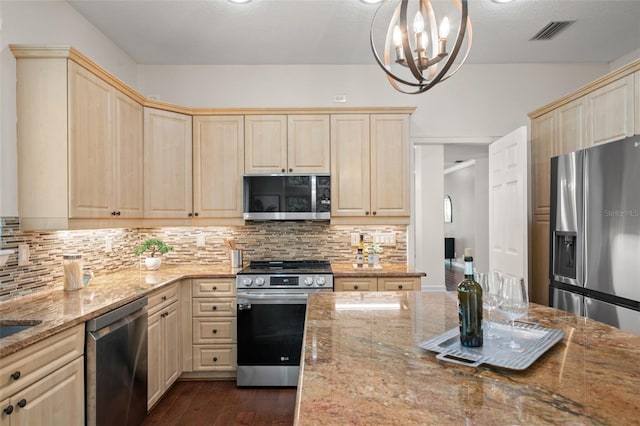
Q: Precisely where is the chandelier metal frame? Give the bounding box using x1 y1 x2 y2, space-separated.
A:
370 0 473 94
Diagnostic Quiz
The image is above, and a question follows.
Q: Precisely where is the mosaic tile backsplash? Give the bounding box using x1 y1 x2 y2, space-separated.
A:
0 217 407 302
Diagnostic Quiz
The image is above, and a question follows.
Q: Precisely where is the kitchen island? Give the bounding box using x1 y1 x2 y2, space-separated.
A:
295 291 640 425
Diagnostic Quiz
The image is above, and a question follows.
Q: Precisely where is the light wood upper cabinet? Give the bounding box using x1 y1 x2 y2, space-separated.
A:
287 115 330 173
556 97 586 155
331 114 410 223
244 115 287 174
331 114 371 217
144 107 193 219
531 110 556 216
244 114 330 174
193 116 244 219
370 114 410 217
585 74 635 146
68 62 144 219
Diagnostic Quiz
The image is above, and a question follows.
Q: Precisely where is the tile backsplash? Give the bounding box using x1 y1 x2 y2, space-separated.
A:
1 217 407 302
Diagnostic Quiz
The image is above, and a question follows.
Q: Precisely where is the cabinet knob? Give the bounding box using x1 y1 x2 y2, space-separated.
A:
289 168 293 173
194 212 199 217
212 329 218 334
365 211 370 215
212 306 217 311
161 296 167 301
10 371 21 381
188 212 193 217
17 399 27 408
212 286 217 291
354 285 359 290
213 357 218 362
3 405 13 415
372 211 377 216
281 168 285 173
111 211 117 216
398 284 403 289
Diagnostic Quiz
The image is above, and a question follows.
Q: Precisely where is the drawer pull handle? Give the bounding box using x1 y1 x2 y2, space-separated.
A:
4 405 13 415
213 357 218 362
212 329 218 334
161 296 167 301
212 306 217 311
10 371 21 380
17 399 27 408
398 284 403 289
354 285 359 290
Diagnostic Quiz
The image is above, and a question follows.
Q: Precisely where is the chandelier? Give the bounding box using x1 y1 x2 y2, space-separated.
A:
370 0 472 94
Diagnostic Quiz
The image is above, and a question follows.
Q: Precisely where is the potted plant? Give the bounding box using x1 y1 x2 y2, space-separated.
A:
134 239 173 270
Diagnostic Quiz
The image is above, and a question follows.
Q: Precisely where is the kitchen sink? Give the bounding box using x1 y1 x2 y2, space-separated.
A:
0 319 42 339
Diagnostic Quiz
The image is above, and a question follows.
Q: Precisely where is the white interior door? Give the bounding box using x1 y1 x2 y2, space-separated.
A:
489 126 528 290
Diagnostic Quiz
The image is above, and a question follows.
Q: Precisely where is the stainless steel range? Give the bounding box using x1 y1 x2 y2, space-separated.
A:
236 260 333 387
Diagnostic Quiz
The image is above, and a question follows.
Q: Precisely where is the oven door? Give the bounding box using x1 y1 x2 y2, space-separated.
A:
236 292 307 387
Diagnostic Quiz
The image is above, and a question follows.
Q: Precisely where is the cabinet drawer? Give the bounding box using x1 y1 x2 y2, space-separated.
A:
192 345 237 371
192 278 236 297
0 324 84 401
147 283 179 314
378 277 421 291
192 298 237 317
192 318 237 344
334 278 376 291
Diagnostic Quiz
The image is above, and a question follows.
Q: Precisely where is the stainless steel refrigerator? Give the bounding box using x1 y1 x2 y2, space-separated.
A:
550 134 640 334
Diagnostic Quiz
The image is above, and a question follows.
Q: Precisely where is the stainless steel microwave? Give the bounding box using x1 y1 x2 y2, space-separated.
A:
243 175 331 220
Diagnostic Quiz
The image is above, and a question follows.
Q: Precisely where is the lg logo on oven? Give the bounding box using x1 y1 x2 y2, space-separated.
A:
280 356 290 362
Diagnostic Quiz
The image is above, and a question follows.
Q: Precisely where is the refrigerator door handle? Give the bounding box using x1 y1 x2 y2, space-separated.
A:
581 150 588 289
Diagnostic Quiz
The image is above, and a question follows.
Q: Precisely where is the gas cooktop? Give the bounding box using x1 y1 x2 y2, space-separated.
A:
237 260 332 275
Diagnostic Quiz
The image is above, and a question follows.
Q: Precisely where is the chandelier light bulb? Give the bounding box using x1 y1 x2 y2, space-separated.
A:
393 25 402 47
419 32 428 50
413 11 425 33
439 17 450 38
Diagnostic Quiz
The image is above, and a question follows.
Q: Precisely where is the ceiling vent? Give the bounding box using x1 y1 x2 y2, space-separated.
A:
530 21 575 41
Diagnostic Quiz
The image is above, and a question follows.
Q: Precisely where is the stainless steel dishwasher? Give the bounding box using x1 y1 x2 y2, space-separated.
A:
86 296 148 426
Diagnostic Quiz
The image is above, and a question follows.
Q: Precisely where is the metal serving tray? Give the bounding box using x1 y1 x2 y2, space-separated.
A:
419 321 565 370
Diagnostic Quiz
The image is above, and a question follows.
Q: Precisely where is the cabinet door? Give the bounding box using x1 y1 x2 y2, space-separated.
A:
556 97 586 155
193 116 244 219
585 74 634 146
531 216 550 306
287 115 330 173
244 115 287 174
68 61 112 218
334 277 376 291
10 357 84 426
370 114 410 217
144 108 193 218
163 302 181 392
330 115 371 217
113 91 143 217
531 111 556 216
147 310 163 409
378 277 420 291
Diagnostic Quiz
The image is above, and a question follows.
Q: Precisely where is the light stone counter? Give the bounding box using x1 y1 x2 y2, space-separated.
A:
0 264 239 357
295 291 640 425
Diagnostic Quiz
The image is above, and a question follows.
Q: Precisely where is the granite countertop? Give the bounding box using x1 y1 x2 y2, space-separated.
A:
331 263 426 278
295 291 640 425
0 264 239 358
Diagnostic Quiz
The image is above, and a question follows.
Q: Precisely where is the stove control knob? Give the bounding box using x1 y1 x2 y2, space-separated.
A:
242 278 253 286
304 277 314 286
317 277 326 286
255 277 265 286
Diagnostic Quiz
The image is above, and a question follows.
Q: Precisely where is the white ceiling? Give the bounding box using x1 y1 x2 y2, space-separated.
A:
67 0 640 66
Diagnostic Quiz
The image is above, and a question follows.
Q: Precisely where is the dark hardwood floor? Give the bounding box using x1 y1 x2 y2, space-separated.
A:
445 263 464 291
142 381 297 426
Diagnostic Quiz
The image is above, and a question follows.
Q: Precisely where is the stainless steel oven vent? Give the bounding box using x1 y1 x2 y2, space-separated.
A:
530 21 575 41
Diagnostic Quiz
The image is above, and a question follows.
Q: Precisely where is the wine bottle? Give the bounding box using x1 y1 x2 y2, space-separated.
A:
457 248 483 347
358 234 365 251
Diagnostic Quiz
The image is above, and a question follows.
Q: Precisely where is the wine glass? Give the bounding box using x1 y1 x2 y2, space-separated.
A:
481 272 501 340
498 276 528 352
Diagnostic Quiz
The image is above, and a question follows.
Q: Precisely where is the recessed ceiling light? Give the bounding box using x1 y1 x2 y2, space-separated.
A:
228 0 252 3
361 0 383 4
492 0 515 3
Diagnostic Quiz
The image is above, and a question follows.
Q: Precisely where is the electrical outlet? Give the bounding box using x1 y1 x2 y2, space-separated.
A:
18 243 30 266
196 233 206 247
350 233 360 247
373 233 396 246
105 236 113 252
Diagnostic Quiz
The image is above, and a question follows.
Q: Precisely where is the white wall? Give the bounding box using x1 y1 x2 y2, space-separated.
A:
415 144 445 291
609 48 640 72
473 158 489 273
444 165 475 263
0 1 138 216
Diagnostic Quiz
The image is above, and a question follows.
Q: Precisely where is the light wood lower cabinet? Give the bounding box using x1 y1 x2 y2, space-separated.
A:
0 325 84 425
191 279 237 375
334 277 421 292
147 284 181 410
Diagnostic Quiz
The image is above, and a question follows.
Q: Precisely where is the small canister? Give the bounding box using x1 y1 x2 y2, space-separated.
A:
63 254 83 291
231 249 243 268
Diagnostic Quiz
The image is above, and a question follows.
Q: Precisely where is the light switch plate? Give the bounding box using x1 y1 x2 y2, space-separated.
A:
196 234 206 247
18 243 30 266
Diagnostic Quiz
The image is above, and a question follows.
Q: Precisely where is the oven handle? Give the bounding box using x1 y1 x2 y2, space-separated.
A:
237 292 308 308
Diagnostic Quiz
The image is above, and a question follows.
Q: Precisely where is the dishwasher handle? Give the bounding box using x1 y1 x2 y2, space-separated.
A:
86 296 148 331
